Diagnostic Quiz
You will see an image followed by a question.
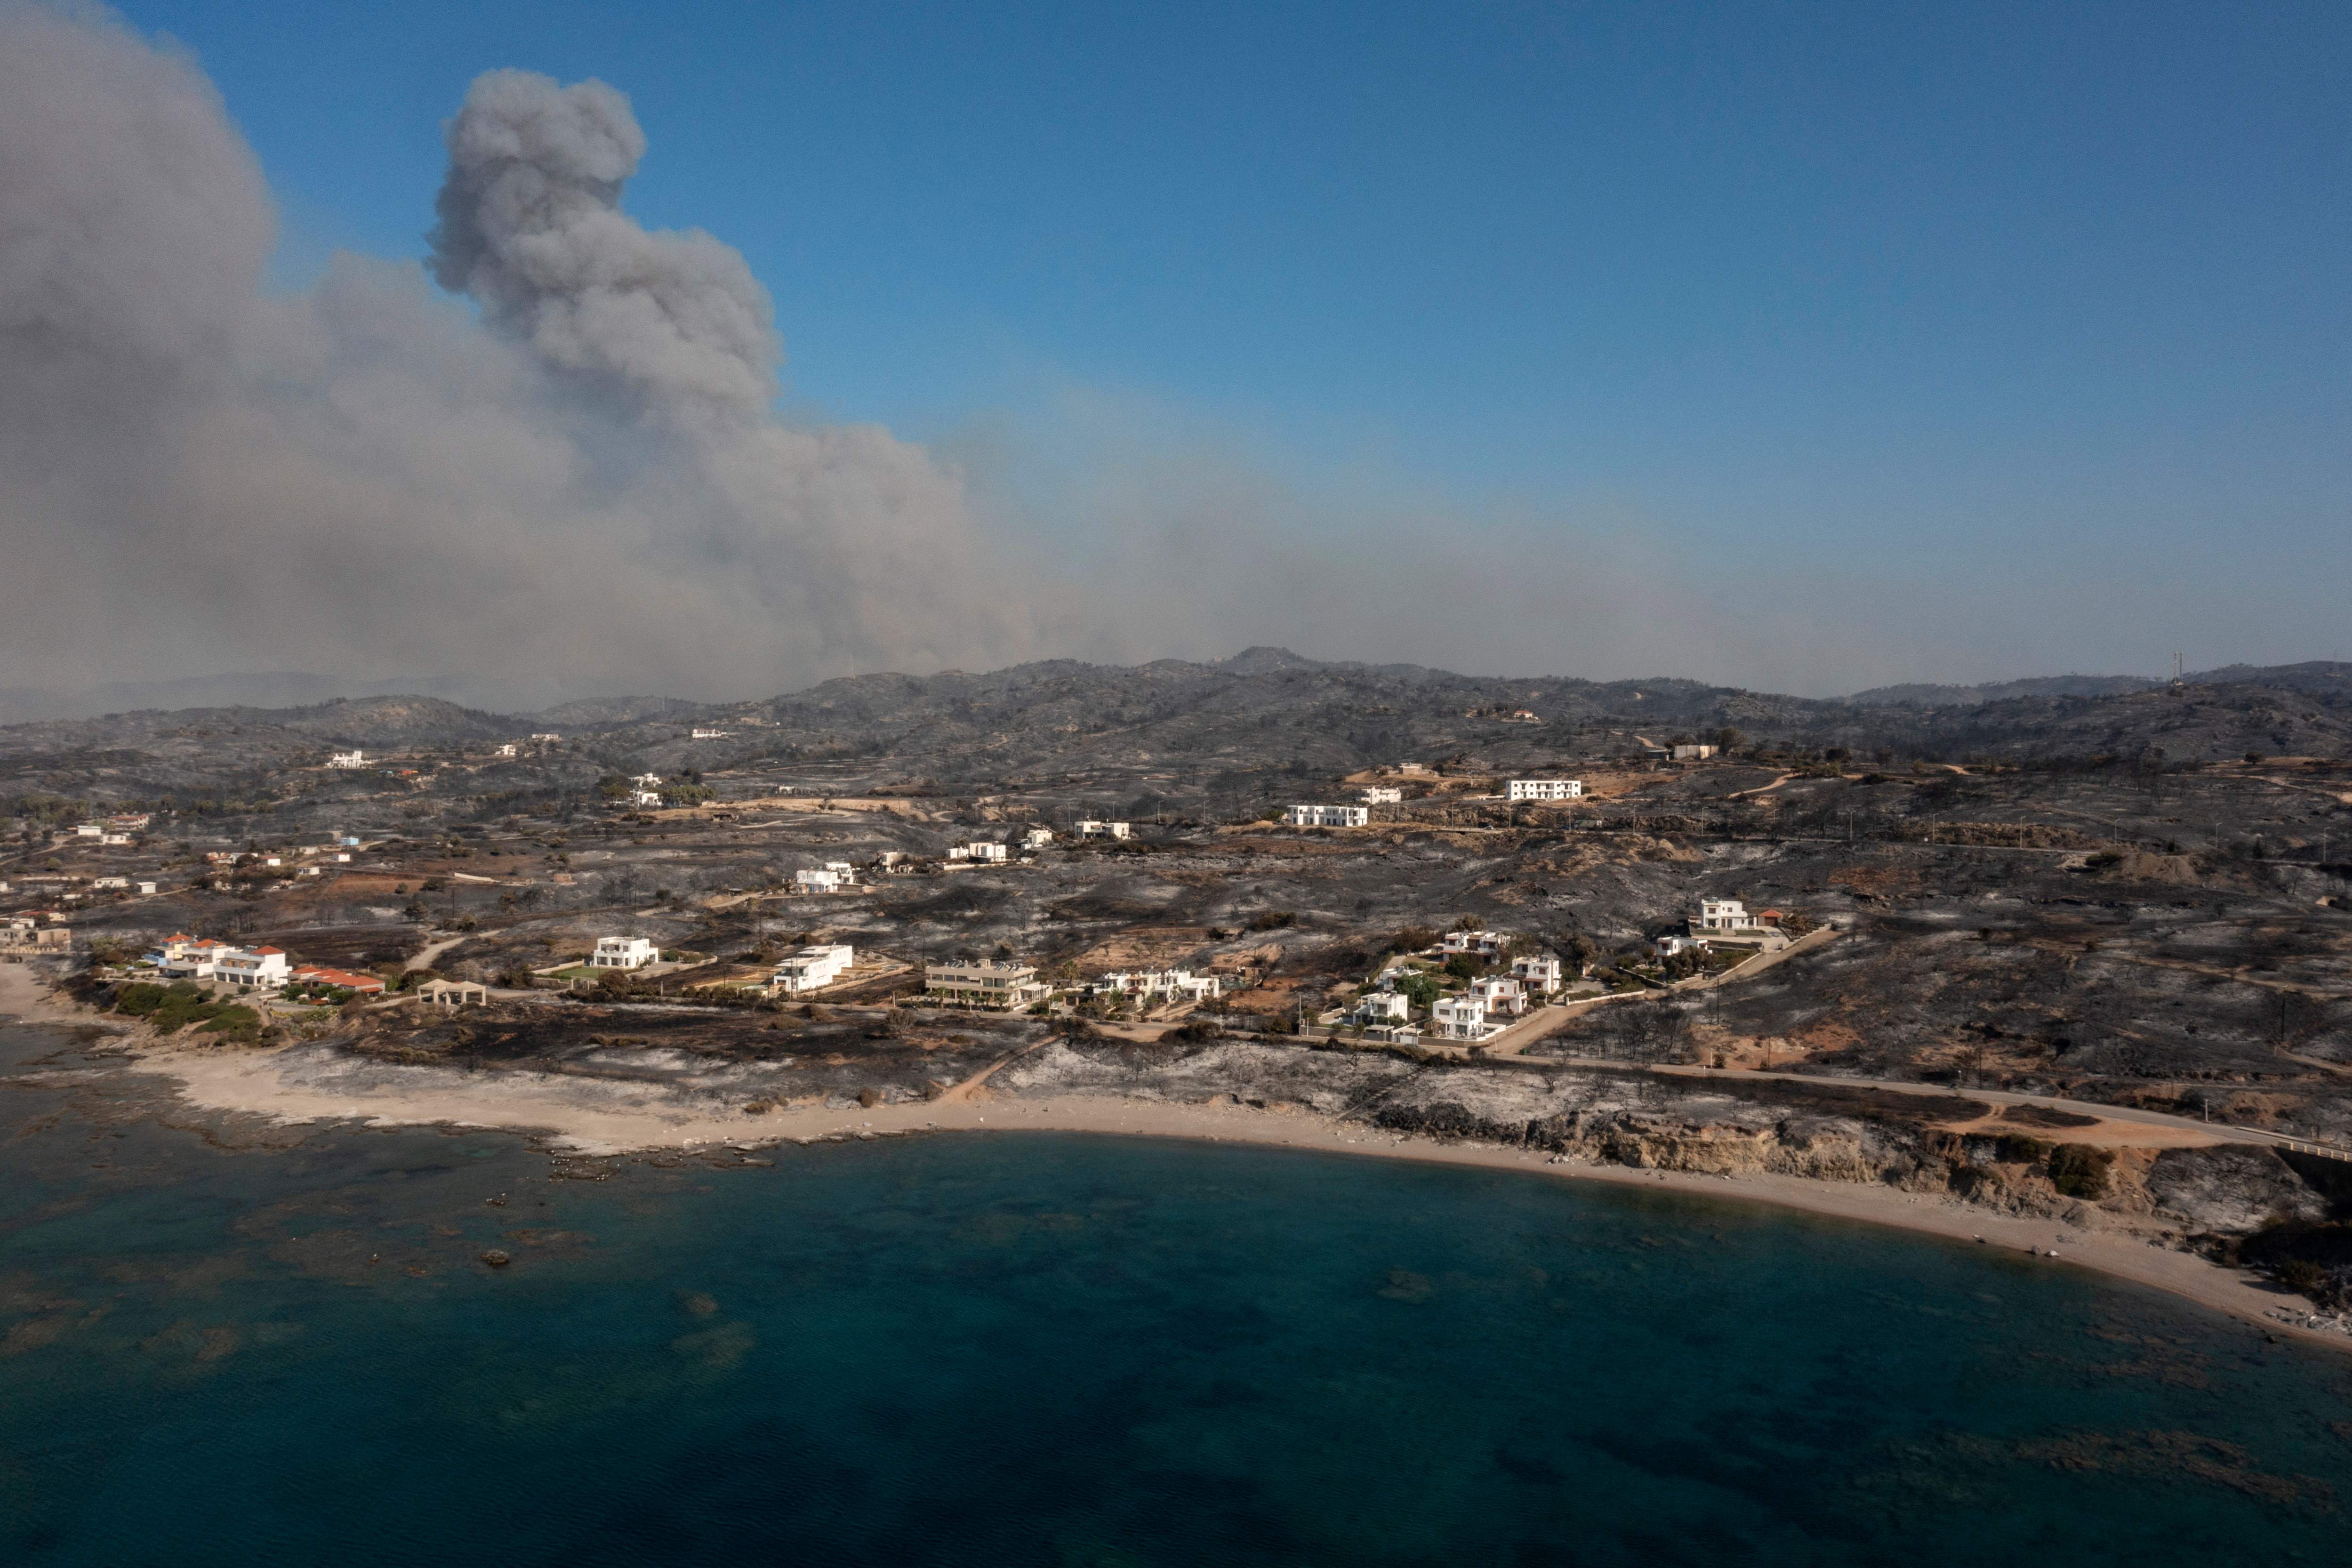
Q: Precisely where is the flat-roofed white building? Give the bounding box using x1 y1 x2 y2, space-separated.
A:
925 959 1050 1009
948 841 1008 863
1671 744 1717 761
795 862 859 893
1472 976 1528 1018
772 943 854 994
1692 898 1752 933
590 936 658 969
1429 995 1499 1041
1360 786 1402 804
1511 954 1563 993
1076 820 1131 839
1283 804 1369 828
1091 968 1220 1005
630 789 662 808
327 750 366 769
1440 928 1504 957
1351 989 1411 1025
1506 779 1583 802
214 946 291 990
1022 827 1055 850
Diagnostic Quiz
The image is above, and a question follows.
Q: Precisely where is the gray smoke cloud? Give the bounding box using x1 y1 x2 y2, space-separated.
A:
427 70 777 424
0 6 1046 706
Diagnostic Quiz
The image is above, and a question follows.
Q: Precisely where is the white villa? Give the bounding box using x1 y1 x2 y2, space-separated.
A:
1350 990 1412 1026
1360 786 1403 804
691 728 733 740
925 959 1051 1009
630 789 663 808
1471 975 1528 1018
1284 804 1369 828
213 946 292 991
326 750 366 769
795 862 859 893
1692 898 1757 934
1506 779 1583 802
1076 820 1131 840
1511 954 1564 993
590 936 658 969
1672 744 1718 761
772 943 854 995
1440 928 1505 958
1091 968 1221 1006
1429 995 1500 1042
948 842 1009 863
1022 827 1056 850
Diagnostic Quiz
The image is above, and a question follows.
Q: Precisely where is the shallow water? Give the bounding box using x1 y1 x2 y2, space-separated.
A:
2 1021 2349 1566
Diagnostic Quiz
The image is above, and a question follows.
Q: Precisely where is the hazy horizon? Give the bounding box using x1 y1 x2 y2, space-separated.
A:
4 3 2346 704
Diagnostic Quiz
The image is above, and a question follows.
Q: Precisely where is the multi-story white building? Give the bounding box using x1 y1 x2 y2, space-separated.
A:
1691 898 1753 933
1429 996 1497 1041
590 936 658 969
1283 804 1369 828
494 743 517 757
1472 976 1528 1018
772 943 854 994
1091 968 1221 1006
948 841 1008 863
151 934 233 978
327 750 366 769
925 960 1050 1009
1350 989 1411 1025
629 789 663 808
213 946 291 991
1022 827 1055 850
1510 954 1563 993
1440 928 1505 958
1076 820 1131 839
1360 786 1403 804
1506 779 1583 802
795 862 859 893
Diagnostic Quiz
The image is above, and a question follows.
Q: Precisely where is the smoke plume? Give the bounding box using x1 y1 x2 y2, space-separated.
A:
0 6 1042 704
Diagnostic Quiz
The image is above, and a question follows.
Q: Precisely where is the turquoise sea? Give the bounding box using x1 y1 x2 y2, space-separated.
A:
3 1019 2349 1566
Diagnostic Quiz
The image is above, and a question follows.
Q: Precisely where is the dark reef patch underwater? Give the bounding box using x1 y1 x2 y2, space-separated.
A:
2 1019 2350 1567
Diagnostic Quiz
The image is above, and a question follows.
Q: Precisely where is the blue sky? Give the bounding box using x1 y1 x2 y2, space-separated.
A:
100 0 2352 684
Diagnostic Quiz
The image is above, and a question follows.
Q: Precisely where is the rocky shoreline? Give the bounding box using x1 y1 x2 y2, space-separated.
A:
4 961 2347 1354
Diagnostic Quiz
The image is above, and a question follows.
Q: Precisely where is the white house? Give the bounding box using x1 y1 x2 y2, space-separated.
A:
153 935 232 978
772 943 854 994
91 876 128 891
925 959 1050 1009
327 750 366 769
1671 744 1718 761
1692 898 1753 933
1506 779 1583 802
590 936 658 969
74 823 104 839
1440 928 1505 958
794 862 859 893
530 732 561 743
631 772 663 787
1429 995 1498 1041
1655 933 1706 958
629 789 663 808
1511 954 1563 993
691 728 733 740
1472 976 1528 1018
213 946 292 990
1360 786 1403 804
1284 804 1369 828
1092 968 1221 1006
1022 827 1056 850
1076 820 1130 839
1351 989 1411 1025
948 841 1008 863
494 743 517 757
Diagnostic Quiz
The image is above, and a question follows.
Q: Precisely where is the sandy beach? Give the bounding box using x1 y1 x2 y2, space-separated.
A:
3 962 2342 1355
